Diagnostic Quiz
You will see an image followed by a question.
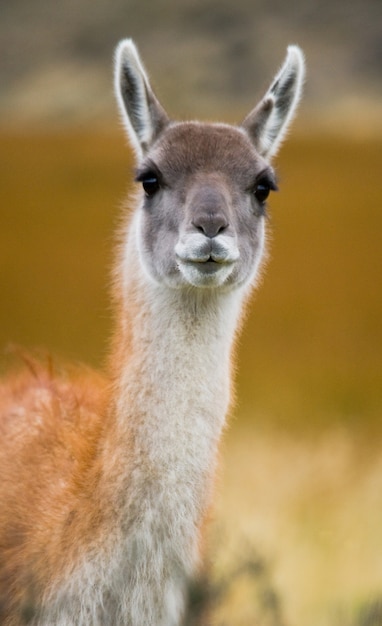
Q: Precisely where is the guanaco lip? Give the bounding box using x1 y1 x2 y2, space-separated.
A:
184 259 232 267
178 254 233 265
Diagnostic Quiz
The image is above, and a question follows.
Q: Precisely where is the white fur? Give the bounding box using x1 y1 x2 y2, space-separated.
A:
37 240 243 625
175 233 240 288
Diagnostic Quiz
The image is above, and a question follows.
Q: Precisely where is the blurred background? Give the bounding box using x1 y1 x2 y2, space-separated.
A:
1 1 382 624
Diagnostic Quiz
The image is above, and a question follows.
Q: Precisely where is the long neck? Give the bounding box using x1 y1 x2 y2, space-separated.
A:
111 245 243 465
50 219 248 625
106 217 246 520
116 284 240 459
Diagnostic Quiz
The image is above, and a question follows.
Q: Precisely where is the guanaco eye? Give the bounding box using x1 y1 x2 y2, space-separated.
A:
254 181 271 204
135 167 161 197
141 174 160 197
253 175 278 205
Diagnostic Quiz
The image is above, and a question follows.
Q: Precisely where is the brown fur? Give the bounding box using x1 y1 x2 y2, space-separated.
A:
0 361 108 622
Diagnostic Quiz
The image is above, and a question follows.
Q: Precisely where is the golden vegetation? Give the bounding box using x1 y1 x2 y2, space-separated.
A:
1 131 381 625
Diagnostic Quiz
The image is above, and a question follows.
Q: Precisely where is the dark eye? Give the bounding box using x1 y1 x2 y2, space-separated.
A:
141 174 160 197
254 180 271 204
135 167 162 198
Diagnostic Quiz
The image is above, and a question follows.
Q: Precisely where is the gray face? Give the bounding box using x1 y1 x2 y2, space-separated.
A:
134 122 277 291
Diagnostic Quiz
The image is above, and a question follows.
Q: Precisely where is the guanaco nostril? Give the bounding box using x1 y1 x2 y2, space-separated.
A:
192 216 229 238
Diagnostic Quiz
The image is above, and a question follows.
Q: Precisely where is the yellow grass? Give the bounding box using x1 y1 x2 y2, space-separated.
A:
1 130 381 624
212 428 382 626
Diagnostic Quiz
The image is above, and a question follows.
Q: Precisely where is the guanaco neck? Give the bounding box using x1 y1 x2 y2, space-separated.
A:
103 213 246 543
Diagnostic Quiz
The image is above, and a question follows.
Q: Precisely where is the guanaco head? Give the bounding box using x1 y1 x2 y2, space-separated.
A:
114 40 304 291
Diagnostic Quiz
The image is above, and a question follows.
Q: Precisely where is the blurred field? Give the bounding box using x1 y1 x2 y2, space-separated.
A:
213 429 382 626
1 131 382 625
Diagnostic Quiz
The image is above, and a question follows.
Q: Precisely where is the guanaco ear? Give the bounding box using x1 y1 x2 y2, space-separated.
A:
114 39 170 159
241 46 305 160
